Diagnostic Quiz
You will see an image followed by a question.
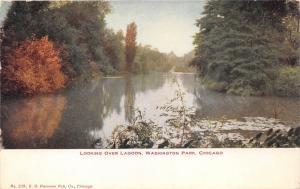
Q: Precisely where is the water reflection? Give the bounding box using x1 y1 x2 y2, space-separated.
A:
180 74 300 123
2 96 66 148
47 78 126 148
124 77 135 123
1 73 299 149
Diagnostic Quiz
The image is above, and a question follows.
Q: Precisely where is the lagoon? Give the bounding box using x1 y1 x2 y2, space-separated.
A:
1 73 299 148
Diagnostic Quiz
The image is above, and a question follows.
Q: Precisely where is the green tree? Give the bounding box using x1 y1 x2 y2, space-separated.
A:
103 29 125 70
1 1 116 81
134 45 171 73
193 0 297 96
48 1 112 76
281 0 300 66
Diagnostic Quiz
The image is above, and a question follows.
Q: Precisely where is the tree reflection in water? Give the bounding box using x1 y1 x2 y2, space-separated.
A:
2 73 298 149
124 76 135 123
48 78 125 148
2 96 66 148
179 74 300 123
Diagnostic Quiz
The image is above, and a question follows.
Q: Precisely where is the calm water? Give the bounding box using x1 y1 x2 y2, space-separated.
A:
1 73 299 148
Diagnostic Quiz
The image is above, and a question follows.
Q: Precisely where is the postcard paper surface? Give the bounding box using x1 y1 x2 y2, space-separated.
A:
1 149 300 189
0 0 300 188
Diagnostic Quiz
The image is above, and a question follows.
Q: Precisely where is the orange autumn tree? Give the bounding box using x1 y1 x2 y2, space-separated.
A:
2 36 66 95
125 22 137 71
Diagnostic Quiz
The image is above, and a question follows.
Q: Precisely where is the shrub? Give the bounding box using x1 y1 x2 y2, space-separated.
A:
2 36 66 95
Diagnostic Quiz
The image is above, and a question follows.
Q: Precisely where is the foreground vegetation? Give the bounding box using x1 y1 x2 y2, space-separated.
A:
104 112 300 148
192 0 300 96
100 85 300 148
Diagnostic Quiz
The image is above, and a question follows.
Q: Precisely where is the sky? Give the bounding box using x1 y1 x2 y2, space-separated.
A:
0 1 205 56
0 1 11 25
106 1 205 56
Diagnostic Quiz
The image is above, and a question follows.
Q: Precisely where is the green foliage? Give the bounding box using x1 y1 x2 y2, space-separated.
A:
281 1 300 66
1 1 196 85
103 29 125 70
1 1 124 82
193 0 300 96
201 77 227 92
2 2 51 42
133 45 172 73
132 46 195 74
273 66 300 96
167 51 196 73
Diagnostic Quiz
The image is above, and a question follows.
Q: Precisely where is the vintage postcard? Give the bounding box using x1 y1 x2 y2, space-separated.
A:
0 0 300 189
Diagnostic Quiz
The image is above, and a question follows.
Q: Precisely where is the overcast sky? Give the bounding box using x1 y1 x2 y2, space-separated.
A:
106 1 205 56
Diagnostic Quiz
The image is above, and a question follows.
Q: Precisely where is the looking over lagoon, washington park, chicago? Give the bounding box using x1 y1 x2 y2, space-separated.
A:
0 1 300 149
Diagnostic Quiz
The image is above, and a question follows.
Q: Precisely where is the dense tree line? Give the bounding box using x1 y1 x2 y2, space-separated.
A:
1 1 193 95
193 0 300 96
1 1 125 94
166 51 196 72
133 46 197 73
133 45 171 73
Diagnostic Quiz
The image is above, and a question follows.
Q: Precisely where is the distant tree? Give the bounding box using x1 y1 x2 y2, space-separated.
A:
134 45 171 73
125 22 137 71
1 36 66 95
